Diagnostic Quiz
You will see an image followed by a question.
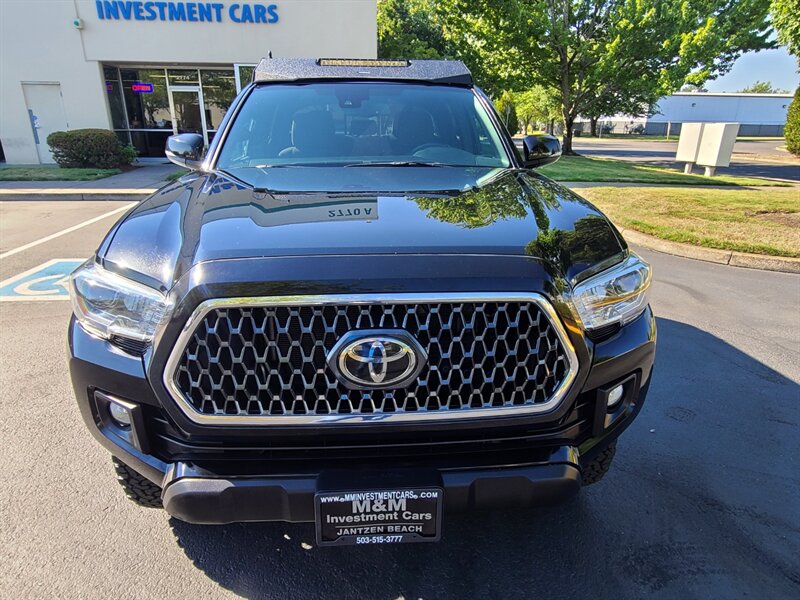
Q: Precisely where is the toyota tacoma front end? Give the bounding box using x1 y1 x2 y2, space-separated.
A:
68 58 655 546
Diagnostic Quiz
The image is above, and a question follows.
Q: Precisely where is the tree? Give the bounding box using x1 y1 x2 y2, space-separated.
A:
771 0 800 57
738 81 789 93
515 86 562 134
785 87 800 155
494 91 519 134
435 0 774 153
377 0 447 59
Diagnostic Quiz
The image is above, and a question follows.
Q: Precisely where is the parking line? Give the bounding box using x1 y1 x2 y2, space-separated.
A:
0 202 137 260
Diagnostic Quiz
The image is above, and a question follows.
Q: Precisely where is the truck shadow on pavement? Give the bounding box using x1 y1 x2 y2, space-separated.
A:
169 317 800 600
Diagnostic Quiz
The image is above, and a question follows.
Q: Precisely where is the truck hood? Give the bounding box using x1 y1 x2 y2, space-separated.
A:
101 167 625 290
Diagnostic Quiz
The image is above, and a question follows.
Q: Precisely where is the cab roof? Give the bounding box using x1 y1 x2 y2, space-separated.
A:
252 58 473 86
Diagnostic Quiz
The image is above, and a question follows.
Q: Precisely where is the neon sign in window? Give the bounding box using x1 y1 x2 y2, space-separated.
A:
131 82 154 93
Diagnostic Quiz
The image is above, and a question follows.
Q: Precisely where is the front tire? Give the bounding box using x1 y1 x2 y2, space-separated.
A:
581 441 616 485
112 457 163 508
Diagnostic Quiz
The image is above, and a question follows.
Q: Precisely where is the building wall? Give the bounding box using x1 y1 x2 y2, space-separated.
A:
575 93 792 137
1 1 109 164
649 93 792 127
642 121 786 137
0 0 377 164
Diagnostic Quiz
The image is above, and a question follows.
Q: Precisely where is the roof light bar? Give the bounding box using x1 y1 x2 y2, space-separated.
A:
318 58 409 68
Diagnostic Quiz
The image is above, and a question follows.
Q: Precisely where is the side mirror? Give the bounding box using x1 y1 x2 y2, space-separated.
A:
521 134 561 168
165 133 205 169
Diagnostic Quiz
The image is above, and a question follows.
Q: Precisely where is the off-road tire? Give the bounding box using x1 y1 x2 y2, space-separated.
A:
112 457 163 508
581 442 616 485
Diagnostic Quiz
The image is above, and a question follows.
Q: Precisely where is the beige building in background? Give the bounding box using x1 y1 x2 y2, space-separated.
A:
0 0 377 164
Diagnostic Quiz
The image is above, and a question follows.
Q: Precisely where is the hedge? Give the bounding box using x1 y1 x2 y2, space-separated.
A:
46 129 137 168
786 87 800 156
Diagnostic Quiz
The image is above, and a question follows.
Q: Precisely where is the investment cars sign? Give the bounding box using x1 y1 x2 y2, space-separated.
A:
94 1 279 24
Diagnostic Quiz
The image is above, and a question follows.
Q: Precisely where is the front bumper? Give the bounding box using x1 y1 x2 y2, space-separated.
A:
69 299 655 524
161 447 581 524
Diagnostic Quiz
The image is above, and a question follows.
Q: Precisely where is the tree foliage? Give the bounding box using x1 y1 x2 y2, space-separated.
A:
434 0 774 153
738 81 789 93
785 87 800 155
515 86 563 133
494 91 519 133
771 0 800 57
377 0 447 59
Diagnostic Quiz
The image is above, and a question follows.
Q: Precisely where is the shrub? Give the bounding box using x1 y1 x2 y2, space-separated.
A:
785 87 800 156
46 129 137 168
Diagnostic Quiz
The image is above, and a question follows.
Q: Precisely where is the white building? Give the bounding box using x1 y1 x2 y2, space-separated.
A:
645 92 793 136
579 92 793 137
0 0 377 164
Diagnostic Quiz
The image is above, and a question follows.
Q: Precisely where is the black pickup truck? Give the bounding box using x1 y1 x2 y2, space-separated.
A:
68 58 655 546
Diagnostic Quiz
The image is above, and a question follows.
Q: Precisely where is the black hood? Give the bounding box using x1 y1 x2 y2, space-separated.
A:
100 167 626 291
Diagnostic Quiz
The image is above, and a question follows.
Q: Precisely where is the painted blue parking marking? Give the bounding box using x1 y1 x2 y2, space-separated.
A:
0 259 85 301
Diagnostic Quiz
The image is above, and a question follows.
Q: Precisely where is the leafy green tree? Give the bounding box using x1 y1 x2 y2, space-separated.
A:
771 0 800 56
377 0 447 59
785 88 800 155
738 81 789 93
494 90 519 133
515 87 562 134
435 0 774 153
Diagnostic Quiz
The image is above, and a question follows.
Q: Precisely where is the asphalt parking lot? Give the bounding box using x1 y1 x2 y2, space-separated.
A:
1 199 799 599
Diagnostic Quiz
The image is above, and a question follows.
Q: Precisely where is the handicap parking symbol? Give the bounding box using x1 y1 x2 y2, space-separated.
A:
0 259 85 301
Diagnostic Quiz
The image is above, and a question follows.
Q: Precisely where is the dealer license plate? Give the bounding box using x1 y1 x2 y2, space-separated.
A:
315 487 443 546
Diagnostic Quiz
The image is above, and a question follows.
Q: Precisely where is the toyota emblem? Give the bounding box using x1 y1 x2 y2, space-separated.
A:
327 330 427 389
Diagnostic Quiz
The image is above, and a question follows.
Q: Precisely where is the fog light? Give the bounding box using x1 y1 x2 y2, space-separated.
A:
607 384 624 409
108 401 132 427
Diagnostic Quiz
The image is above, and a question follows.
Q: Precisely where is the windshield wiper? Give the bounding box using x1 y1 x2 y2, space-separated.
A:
253 162 350 168
343 161 457 168
217 168 276 199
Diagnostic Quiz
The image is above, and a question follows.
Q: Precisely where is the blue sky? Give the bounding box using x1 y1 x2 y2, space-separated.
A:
706 47 798 92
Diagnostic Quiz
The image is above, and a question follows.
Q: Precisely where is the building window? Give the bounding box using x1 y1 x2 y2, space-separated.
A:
234 64 256 92
120 68 171 130
103 66 128 130
201 70 236 131
168 69 200 86
102 65 237 158
129 131 173 158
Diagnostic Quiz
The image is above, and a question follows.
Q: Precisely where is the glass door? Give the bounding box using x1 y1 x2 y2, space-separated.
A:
169 86 209 145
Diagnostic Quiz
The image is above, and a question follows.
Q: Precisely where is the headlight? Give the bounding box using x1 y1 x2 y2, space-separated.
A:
571 254 652 331
69 261 171 342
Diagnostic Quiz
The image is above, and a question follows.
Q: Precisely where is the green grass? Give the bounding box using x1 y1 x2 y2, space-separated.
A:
0 165 121 181
539 155 788 186
580 186 800 257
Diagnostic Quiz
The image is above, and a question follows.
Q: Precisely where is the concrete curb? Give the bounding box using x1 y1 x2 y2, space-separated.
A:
620 228 800 274
0 190 156 201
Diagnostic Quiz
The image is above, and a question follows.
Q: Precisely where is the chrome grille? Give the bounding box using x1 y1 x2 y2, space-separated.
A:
165 294 578 425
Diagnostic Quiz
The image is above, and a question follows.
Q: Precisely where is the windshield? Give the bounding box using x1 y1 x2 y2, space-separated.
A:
216 82 511 170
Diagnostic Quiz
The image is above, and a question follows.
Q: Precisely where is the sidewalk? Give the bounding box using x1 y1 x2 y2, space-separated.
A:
0 162 179 200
